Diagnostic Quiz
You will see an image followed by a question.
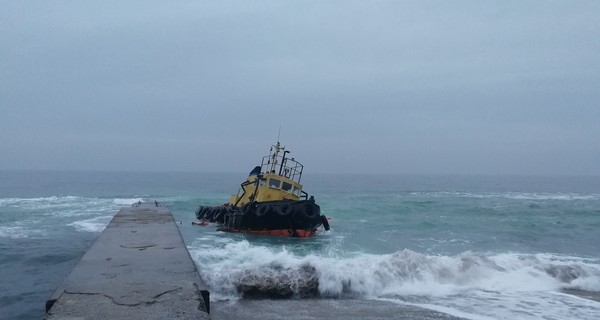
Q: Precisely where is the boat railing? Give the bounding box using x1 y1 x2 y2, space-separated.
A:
260 155 304 183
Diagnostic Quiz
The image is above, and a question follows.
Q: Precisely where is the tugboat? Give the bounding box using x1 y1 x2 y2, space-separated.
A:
194 141 330 237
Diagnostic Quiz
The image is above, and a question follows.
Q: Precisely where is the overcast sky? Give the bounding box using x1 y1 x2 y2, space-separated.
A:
1 1 599 175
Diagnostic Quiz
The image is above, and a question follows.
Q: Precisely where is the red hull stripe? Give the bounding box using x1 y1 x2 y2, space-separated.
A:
217 228 316 237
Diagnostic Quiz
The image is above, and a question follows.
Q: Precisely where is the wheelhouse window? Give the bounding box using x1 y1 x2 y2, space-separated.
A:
269 178 281 188
293 186 301 196
281 181 292 192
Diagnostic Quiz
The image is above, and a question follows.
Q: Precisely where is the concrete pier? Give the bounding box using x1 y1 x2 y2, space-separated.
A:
45 203 210 319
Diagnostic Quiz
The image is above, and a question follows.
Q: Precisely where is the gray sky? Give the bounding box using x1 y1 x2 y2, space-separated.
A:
1 1 599 175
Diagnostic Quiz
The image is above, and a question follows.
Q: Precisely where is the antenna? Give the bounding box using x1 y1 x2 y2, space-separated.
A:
277 125 282 142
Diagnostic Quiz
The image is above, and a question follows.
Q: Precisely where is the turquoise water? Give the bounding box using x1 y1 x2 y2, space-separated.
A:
1 171 600 319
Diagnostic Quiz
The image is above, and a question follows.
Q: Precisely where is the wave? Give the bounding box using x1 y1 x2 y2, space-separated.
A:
0 196 144 238
112 198 145 206
189 241 600 300
0 196 86 207
1 196 149 208
381 290 600 320
0 225 47 239
409 191 600 201
67 216 113 233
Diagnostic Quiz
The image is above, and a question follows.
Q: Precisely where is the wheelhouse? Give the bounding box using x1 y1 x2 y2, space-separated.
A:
229 142 308 206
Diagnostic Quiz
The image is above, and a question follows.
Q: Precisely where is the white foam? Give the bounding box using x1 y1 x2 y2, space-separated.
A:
567 275 600 291
112 198 144 206
1 196 153 236
314 250 568 297
0 225 46 239
501 192 599 201
45 206 108 217
378 298 497 320
189 239 308 299
68 216 112 233
188 241 600 303
427 290 600 320
0 196 84 209
410 191 600 201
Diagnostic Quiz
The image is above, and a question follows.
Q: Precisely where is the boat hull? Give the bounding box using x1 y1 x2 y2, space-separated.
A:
195 200 329 237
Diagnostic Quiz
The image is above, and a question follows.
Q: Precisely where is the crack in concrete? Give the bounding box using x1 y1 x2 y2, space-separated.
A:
64 286 184 307
119 243 157 249
152 286 183 299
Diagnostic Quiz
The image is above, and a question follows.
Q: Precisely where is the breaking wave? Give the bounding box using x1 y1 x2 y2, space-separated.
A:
189 240 600 300
67 216 113 233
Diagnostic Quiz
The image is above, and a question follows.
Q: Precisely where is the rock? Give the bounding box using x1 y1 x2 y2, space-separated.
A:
545 265 586 283
235 263 319 298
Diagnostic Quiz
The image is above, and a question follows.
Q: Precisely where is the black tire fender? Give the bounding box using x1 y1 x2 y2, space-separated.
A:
214 207 225 221
207 207 218 221
276 203 294 216
256 204 271 217
200 206 211 217
300 203 319 220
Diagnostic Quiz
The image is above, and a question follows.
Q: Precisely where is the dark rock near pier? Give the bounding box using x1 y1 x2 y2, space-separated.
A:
545 265 586 283
236 263 319 298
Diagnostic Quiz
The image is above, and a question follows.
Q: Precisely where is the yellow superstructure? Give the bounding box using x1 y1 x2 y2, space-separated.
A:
227 142 307 207
229 173 303 206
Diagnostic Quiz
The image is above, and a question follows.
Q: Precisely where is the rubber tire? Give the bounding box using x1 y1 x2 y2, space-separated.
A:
276 203 294 216
213 207 225 222
256 204 271 217
300 203 319 220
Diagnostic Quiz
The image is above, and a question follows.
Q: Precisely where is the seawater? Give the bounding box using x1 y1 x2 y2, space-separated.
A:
1 171 599 319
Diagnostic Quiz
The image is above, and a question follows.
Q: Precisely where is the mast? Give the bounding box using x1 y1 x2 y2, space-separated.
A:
269 141 284 173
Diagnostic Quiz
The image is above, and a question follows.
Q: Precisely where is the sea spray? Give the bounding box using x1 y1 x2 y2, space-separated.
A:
189 240 600 300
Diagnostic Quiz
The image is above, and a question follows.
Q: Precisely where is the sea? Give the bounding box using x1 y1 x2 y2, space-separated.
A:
1 170 600 319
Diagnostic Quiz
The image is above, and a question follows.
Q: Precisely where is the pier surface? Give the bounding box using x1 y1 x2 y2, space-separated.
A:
45 203 210 320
